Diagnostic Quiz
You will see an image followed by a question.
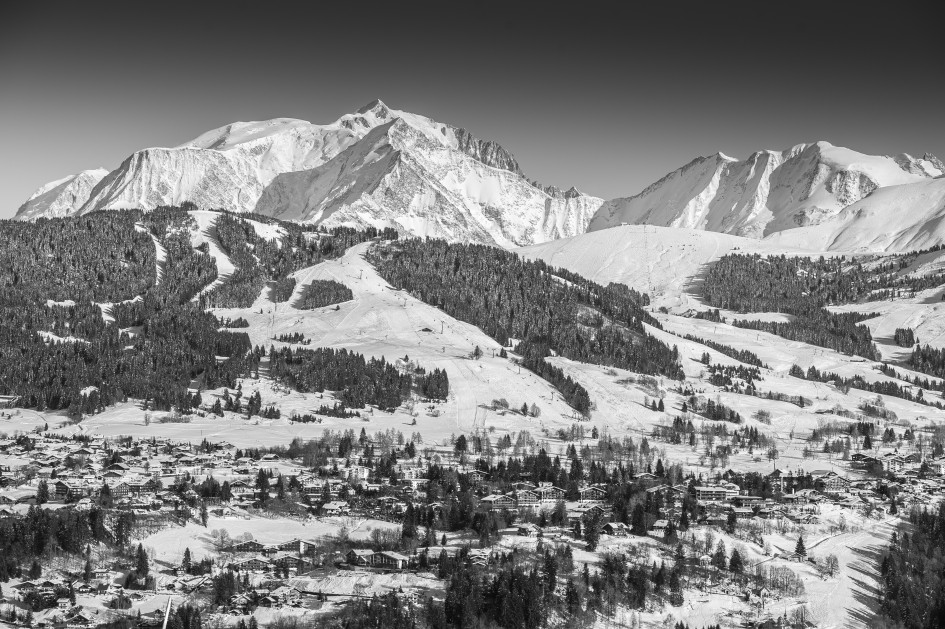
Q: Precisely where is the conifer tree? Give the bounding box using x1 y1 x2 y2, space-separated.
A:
729 549 744 574
795 535 806 557
712 541 727 570
133 544 149 578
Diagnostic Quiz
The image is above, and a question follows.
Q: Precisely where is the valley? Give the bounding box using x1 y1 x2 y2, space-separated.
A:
4 107 945 629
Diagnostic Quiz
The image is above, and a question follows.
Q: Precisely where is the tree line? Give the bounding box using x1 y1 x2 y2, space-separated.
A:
296 278 353 309
205 211 396 308
683 334 766 367
879 504 945 628
0 207 396 414
791 363 943 409
703 254 882 359
267 346 449 410
368 239 683 414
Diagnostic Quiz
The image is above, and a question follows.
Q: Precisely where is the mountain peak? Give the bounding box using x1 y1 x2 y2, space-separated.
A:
589 140 931 239
16 168 110 221
356 99 390 116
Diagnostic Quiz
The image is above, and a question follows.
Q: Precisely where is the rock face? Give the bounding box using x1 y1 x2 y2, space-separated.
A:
15 100 599 247
454 127 521 174
16 168 109 221
588 142 939 239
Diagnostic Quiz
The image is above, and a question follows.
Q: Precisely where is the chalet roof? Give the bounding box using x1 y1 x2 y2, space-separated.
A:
380 551 409 561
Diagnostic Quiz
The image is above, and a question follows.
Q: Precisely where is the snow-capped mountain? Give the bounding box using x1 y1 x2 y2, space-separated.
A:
254 109 600 247
588 141 943 240
16 168 109 221
766 177 945 253
15 100 600 247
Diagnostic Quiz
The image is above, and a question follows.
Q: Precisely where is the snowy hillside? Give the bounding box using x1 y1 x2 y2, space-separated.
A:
517 224 822 309
588 141 940 240
15 100 599 247
765 177 945 253
16 168 109 221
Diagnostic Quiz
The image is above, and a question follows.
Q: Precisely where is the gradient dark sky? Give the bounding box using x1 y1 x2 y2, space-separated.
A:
1 1 942 218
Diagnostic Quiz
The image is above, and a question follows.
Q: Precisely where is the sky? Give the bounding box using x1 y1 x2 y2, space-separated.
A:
1 1 942 218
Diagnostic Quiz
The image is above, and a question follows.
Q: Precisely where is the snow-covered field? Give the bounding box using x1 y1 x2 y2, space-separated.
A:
140 515 399 565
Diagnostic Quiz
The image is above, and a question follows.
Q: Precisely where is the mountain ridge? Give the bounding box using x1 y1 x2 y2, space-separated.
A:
587 141 942 241
14 107 945 253
15 100 599 247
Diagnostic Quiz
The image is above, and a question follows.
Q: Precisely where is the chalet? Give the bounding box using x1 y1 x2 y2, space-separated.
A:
579 485 608 503
731 507 755 520
341 465 370 483
757 505 786 519
66 611 95 629
464 470 488 484
346 549 375 566
648 519 669 537
534 483 565 504
229 480 255 497
230 593 253 609
374 551 408 570
883 454 906 473
815 472 851 496
271 552 307 573
517 523 540 537
733 495 764 508
515 490 539 509
322 500 350 516
692 486 728 504
603 522 629 536
480 494 516 511
271 586 301 605
398 466 426 481
230 539 266 553
125 478 153 495
229 556 272 572
278 538 304 553
54 479 89 501
11 581 36 601
931 458 945 475
568 503 605 526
